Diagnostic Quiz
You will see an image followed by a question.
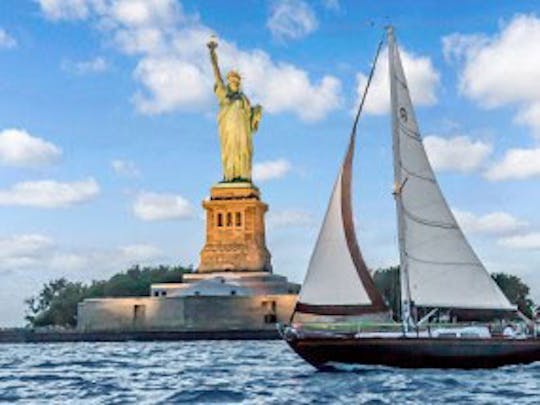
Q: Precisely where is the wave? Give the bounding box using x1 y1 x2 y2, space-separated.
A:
164 389 246 403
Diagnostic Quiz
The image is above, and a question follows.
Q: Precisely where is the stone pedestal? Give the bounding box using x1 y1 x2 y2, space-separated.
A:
198 183 272 273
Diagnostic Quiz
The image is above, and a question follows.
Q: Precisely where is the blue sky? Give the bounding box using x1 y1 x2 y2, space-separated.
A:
1 0 540 326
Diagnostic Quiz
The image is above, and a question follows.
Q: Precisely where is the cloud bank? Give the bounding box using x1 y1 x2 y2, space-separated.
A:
444 14 540 137
37 0 342 122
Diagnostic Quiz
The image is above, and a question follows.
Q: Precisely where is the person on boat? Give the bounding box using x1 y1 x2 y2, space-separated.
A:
503 324 516 338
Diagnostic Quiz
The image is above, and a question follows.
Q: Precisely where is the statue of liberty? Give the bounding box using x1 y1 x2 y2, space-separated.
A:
207 37 262 182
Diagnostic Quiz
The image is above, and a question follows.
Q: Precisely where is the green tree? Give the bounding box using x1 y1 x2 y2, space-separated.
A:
25 279 87 327
492 273 534 318
101 265 185 297
25 265 190 328
373 266 401 320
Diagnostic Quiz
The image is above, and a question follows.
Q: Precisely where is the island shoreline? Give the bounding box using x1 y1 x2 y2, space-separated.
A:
0 329 281 343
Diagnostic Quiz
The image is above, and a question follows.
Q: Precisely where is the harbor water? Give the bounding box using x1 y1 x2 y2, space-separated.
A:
0 341 538 404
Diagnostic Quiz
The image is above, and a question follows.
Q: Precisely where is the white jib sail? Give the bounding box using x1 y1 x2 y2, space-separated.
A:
388 28 514 311
298 169 373 308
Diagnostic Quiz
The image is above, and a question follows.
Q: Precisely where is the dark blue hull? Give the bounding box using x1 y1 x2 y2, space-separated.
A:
287 336 540 369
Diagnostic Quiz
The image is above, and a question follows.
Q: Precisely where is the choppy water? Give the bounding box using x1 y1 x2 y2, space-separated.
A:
0 341 538 404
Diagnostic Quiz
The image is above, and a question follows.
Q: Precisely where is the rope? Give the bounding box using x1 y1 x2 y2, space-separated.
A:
351 33 385 140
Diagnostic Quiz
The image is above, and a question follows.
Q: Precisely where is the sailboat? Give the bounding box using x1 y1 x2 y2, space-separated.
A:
281 26 540 369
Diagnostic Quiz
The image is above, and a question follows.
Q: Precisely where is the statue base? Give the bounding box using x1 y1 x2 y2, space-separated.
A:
198 183 272 273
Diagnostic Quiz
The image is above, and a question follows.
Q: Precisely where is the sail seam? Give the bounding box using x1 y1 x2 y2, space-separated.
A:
402 207 458 229
393 74 409 90
401 166 436 183
399 123 422 141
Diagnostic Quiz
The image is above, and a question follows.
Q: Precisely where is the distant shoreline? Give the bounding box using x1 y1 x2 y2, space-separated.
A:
0 329 281 344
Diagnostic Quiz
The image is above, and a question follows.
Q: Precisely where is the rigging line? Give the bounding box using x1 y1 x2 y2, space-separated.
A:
350 31 386 140
404 252 483 267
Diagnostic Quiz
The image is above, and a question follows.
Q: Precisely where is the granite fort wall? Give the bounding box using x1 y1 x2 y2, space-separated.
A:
77 294 297 332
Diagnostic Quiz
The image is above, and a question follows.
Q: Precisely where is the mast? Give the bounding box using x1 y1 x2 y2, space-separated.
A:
387 26 413 331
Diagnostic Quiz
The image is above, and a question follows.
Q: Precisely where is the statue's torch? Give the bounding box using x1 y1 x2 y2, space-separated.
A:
207 35 218 51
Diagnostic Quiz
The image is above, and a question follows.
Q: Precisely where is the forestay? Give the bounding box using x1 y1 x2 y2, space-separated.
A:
388 28 514 311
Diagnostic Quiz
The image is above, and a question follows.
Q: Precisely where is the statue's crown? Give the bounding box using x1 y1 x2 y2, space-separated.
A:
227 70 241 81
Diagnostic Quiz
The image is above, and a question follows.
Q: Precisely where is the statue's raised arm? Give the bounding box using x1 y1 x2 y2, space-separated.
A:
207 36 224 88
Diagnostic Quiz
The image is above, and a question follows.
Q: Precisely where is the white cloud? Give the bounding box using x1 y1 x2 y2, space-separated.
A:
0 234 54 261
118 244 163 262
0 28 17 49
321 0 340 11
251 63 342 122
267 0 318 41
111 159 140 178
484 147 540 181
423 135 492 173
442 33 488 64
61 56 109 75
0 234 54 269
0 129 62 168
133 191 194 221
253 159 291 182
515 103 540 134
444 15 540 136
0 178 99 208
267 209 313 228
0 234 163 272
47 244 164 272
453 209 528 235
0 233 166 326
47 252 89 271
355 47 439 115
37 0 341 122
498 232 540 250
37 0 93 20
132 28 342 120
133 56 212 114
108 0 182 29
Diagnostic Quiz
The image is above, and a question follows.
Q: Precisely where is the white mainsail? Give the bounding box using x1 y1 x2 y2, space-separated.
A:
388 27 515 312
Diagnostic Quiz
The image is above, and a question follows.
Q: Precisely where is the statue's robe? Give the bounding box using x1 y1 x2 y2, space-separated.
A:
215 82 261 182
